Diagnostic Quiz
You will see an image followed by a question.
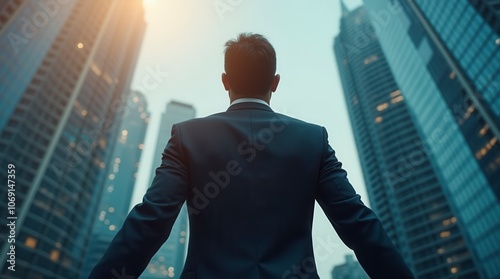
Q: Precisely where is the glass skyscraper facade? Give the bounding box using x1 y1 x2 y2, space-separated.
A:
141 101 195 279
363 0 500 278
0 0 77 131
81 90 150 279
0 1 146 278
334 3 479 278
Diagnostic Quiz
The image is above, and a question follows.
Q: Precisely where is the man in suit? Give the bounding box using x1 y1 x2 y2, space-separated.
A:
89 33 414 279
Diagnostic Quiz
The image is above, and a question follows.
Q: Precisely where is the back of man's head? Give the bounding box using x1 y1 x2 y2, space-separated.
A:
224 33 277 97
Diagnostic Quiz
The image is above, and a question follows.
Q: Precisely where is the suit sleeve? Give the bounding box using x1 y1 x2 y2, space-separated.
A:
316 127 414 279
88 124 189 279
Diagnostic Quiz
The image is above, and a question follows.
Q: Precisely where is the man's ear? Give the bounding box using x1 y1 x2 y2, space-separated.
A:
271 74 280 92
222 73 231 91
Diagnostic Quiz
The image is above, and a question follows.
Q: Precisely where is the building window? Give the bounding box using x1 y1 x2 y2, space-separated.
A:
440 231 451 238
479 124 489 136
377 103 389 111
391 96 404 104
25 237 38 249
374 116 383 123
50 250 60 262
363 55 378 65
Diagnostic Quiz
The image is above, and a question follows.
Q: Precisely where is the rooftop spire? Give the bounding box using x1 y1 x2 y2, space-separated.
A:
340 0 350 16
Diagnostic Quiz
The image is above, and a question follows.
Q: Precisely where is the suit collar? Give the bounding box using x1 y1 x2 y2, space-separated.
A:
226 102 274 112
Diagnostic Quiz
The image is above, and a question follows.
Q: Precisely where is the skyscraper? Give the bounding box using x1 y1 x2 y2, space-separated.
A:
141 101 195 279
331 254 368 279
0 1 146 278
363 0 500 278
81 90 150 279
0 0 77 131
334 2 479 278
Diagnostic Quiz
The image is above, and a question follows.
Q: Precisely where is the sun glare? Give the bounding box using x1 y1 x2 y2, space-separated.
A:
142 0 158 7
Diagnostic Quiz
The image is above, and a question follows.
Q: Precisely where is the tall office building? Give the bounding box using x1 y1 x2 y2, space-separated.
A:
81 90 150 279
0 0 77 131
141 101 195 279
0 1 146 278
331 255 368 279
363 0 500 278
334 2 478 278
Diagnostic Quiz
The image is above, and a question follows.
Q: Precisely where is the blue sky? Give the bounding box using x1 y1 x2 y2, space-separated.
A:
130 0 365 276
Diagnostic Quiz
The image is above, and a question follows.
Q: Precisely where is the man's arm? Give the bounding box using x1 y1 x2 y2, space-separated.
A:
88 124 189 278
315 127 414 279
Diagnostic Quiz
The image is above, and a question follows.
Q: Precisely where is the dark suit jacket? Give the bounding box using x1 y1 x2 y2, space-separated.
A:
89 102 414 279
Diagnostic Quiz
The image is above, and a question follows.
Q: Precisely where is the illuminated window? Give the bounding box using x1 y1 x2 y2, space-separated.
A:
179 238 185 244
374 116 383 123
99 139 107 149
451 217 457 223
122 130 128 136
479 124 489 136
103 73 113 84
107 186 114 193
133 96 139 103
81 109 88 116
463 105 475 120
437 248 445 254
91 63 102 76
390 90 401 97
108 207 115 213
108 174 115 180
139 144 145 150
364 55 378 65
496 38 500 45
391 95 404 104
451 267 458 274
99 210 106 221
109 225 116 231
77 42 84 49
50 250 60 262
115 158 121 163
449 71 456 79
25 237 37 248
99 162 105 169
440 231 451 238
377 103 389 111
476 137 498 159
168 266 175 277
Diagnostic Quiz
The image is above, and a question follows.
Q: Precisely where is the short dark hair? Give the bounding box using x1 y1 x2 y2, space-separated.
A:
224 33 277 96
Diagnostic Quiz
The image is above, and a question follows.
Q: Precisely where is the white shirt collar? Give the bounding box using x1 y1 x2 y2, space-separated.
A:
230 98 270 107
